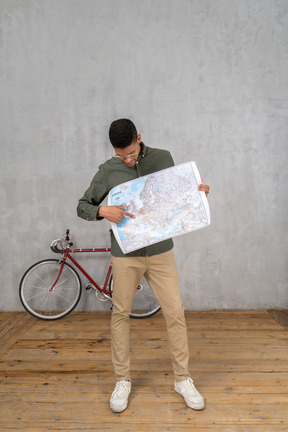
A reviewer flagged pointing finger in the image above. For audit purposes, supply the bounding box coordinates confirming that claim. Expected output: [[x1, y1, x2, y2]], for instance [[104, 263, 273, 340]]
[[122, 211, 136, 219]]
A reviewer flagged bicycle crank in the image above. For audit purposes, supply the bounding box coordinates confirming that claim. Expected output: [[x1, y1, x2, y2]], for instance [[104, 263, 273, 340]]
[[96, 288, 112, 302]]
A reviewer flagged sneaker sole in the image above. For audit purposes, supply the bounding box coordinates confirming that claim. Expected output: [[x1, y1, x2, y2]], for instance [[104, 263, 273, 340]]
[[110, 401, 128, 413], [186, 401, 205, 410], [174, 388, 205, 410]]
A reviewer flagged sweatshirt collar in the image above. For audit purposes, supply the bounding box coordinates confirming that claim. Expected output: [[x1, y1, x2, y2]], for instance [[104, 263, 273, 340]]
[[139, 142, 148, 159]]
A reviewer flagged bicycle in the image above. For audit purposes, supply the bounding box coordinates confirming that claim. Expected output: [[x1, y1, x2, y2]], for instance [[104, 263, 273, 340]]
[[19, 229, 161, 321]]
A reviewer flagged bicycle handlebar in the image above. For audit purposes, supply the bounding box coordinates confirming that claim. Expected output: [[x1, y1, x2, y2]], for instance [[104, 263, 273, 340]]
[[50, 229, 73, 254]]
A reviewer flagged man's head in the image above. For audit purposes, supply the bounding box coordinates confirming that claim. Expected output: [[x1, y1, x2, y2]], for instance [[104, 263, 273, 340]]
[[109, 118, 142, 168], [109, 118, 138, 149]]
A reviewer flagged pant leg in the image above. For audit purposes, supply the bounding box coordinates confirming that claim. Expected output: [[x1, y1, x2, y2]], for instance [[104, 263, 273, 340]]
[[145, 250, 190, 381], [110, 256, 146, 381]]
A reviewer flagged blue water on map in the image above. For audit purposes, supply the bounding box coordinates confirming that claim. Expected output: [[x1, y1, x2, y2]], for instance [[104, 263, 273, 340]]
[[111, 177, 148, 245]]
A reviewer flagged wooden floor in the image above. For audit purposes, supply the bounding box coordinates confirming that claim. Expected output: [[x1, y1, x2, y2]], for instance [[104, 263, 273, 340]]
[[0, 311, 288, 431]]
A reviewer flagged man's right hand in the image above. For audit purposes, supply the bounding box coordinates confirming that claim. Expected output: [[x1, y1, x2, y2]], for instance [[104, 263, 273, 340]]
[[98, 204, 135, 224]]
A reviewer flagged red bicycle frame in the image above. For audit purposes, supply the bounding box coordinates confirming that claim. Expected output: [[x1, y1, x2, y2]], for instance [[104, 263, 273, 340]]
[[50, 246, 113, 294]]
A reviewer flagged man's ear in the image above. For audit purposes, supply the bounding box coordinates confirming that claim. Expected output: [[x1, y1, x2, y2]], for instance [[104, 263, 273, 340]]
[[137, 134, 142, 143]]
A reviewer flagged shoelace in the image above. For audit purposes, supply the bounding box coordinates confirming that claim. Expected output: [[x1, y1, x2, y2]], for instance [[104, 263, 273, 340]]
[[182, 377, 198, 394], [112, 381, 130, 397]]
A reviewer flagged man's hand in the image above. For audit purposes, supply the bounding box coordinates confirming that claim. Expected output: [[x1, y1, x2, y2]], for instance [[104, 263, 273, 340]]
[[98, 204, 135, 224], [198, 179, 210, 196]]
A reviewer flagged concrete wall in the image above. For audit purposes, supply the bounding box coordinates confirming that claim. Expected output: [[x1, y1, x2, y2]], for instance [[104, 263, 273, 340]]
[[1, 0, 287, 311]]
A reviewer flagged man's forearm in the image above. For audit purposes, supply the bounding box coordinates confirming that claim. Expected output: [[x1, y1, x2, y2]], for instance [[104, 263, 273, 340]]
[[77, 199, 101, 221]]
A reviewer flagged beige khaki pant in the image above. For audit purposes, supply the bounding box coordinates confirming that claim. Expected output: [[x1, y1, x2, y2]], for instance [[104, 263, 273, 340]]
[[111, 250, 190, 382]]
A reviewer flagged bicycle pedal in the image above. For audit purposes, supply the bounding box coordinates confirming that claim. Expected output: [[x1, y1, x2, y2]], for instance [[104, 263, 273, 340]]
[[86, 284, 92, 291]]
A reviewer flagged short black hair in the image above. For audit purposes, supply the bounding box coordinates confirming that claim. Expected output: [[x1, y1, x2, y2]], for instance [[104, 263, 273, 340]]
[[109, 118, 137, 149]]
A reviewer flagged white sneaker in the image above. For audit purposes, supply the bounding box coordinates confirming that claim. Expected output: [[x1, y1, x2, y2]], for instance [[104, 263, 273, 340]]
[[110, 380, 131, 413], [174, 377, 205, 410]]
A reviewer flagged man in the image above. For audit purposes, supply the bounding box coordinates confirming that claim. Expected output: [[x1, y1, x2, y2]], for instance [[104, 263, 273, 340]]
[[77, 119, 210, 413]]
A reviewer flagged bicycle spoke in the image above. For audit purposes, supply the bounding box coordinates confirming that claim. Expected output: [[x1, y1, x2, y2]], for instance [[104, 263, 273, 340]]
[[53, 290, 74, 304], [25, 291, 48, 301], [33, 271, 51, 288], [53, 286, 79, 291], [54, 273, 75, 288], [37, 292, 50, 313], [25, 285, 47, 291]]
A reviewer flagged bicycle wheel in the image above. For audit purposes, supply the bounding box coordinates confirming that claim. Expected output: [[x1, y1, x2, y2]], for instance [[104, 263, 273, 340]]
[[108, 275, 161, 318], [19, 259, 82, 320]]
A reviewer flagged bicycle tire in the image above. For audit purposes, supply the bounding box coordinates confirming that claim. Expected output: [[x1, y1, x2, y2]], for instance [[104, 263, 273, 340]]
[[108, 275, 161, 318], [19, 259, 82, 320]]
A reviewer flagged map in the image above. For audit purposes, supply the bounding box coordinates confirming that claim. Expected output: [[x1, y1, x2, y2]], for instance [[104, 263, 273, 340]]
[[108, 162, 210, 254]]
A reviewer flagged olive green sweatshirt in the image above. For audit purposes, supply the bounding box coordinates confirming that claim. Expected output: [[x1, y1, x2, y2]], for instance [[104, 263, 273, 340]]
[[77, 143, 174, 257]]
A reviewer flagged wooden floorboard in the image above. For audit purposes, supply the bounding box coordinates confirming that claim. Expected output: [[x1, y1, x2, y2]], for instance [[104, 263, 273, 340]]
[[0, 311, 287, 431], [268, 310, 288, 329]]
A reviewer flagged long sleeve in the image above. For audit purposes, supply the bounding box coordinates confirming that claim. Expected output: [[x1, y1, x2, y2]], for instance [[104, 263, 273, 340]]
[[77, 167, 109, 221]]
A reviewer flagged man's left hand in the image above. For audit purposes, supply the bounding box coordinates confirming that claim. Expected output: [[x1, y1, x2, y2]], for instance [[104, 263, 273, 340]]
[[198, 183, 210, 196]]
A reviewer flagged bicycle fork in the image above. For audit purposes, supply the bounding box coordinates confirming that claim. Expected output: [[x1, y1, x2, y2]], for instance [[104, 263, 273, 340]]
[[48, 257, 67, 291]]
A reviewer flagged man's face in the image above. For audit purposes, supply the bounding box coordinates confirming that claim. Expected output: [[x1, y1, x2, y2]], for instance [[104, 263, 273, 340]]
[[113, 134, 142, 168]]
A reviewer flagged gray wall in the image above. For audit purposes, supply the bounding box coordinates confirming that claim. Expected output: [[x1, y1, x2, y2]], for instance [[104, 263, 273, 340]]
[[1, 0, 287, 311]]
